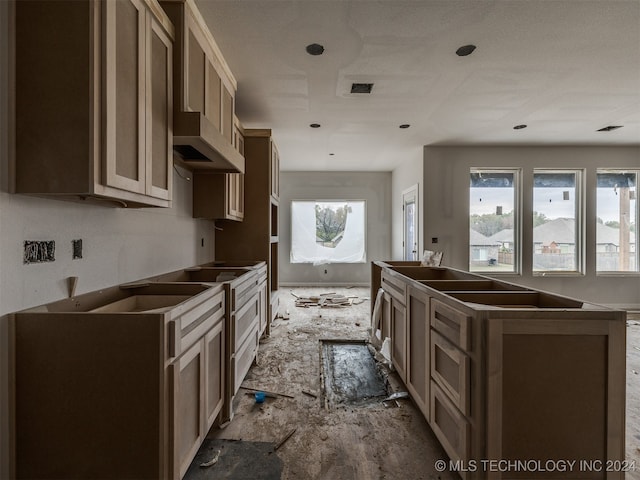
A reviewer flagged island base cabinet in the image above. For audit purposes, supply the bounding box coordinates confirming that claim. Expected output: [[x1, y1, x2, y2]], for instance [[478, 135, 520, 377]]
[[486, 318, 626, 480], [390, 296, 407, 383], [430, 380, 470, 478], [406, 286, 430, 420]]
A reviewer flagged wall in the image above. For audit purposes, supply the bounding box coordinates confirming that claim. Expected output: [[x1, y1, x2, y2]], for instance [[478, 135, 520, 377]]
[[423, 145, 640, 307], [279, 171, 391, 286], [391, 153, 423, 260], [0, 4, 215, 476]]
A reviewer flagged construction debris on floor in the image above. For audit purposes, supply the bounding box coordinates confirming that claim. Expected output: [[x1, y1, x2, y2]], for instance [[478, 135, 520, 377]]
[[291, 291, 365, 308]]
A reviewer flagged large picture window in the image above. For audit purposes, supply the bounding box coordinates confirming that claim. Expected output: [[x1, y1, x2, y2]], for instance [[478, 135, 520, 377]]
[[291, 200, 366, 264], [469, 169, 519, 273], [532, 170, 582, 273], [596, 170, 637, 272]]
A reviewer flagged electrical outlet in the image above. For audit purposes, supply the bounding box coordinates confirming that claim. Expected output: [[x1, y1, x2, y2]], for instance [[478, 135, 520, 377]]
[[24, 240, 55, 264], [324, 269, 328, 274], [72, 239, 83, 259]]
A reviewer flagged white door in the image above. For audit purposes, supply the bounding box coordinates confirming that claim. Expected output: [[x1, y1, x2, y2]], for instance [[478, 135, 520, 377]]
[[403, 185, 419, 261]]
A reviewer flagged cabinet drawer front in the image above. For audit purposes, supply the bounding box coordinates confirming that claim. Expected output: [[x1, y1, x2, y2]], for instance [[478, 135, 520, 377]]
[[381, 270, 406, 305], [231, 329, 259, 394], [431, 330, 470, 415], [231, 273, 259, 311], [430, 380, 470, 465], [233, 292, 260, 348], [431, 299, 471, 351], [168, 290, 225, 358]]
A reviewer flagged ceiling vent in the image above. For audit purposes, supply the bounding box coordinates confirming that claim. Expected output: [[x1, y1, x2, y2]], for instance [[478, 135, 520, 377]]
[[351, 83, 374, 94], [597, 125, 623, 132]]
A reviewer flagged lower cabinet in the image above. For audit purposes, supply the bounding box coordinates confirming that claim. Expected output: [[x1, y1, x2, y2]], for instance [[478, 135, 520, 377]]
[[406, 285, 430, 420], [374, 261, 626, 480], [390, 295, 407, 383], [171, 340, 206, 479], [10, 282, 226, 480], [430, 380, 470, 467], [170, 318, 225, 480]]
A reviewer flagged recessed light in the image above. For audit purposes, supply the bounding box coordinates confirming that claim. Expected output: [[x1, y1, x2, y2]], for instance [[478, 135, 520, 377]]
[[597, 125, 623, 132], [399, 124, 410, 129], [306, 43, 324, 56], [456, 44, 476, 57], [329, 153, 335, 156], [310, 123, 321, 128], [513, 124, 527, 130]]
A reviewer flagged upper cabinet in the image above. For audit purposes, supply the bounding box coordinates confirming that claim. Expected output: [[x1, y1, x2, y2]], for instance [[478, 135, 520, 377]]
[[193, 116, 244, 221], [11, 0, 174, 208], [160, 0, 244, 173]]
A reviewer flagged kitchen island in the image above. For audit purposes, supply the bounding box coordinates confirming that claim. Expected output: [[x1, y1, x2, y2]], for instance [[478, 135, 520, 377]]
[[372, 261, 626, 480]]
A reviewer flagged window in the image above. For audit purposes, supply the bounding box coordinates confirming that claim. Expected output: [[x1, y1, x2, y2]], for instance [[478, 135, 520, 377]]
[[532, 170, 582, 273], [596, 170, 638, 272], [290, 200, 366, 264], [469, 169, 519, 273]]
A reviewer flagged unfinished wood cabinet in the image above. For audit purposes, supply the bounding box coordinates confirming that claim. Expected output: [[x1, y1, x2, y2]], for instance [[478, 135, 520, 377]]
[[171, 339, 205, 479], [159, 0, 243, 172], [390, 295, 407, 383], [192, 116, 244, 220], [193, 171, 244, 221], [372, 261, 627, 480], [215, 129, 280, 331], [270, 141, 280, 200], [406, 285, 430, 420], [10, 282, 225, 480], [12, 0, 173, 208]]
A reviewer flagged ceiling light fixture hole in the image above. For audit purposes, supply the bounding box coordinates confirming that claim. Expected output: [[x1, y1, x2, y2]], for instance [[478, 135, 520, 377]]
[[306, 43, 325, 56], [456, 44, 476, 57], [399, 124, 410, 129], [310, 123, 321, 128], [513, 124, 527, 130], [597, 125, 623, 132]]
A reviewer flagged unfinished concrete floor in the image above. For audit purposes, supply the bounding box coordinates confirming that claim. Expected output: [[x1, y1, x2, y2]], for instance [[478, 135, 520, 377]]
[[198, 286, 457, 480], [189, 287, 640, 480]]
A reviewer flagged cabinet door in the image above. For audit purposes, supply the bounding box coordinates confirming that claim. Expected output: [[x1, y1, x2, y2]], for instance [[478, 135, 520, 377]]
[[104, 0, 146, 194], [258, 279, 268, 336], [205, 60, 222, 131], [170, 340, 205, 479], [407, 286, 430, 420], [270, 140, 279, 199], [391, 298, 407, 382], [226, 173, 244, 220], [146, 14, 172, 200], [221, 85, 234, 143], [204, 322, 225, 431]]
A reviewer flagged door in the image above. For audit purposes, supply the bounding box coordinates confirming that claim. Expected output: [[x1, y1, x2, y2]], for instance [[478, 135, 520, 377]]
[[403, 185, 419, 261]]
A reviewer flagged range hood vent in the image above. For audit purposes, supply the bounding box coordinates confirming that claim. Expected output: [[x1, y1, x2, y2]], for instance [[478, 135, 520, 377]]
[[172, 111, 245, 174]]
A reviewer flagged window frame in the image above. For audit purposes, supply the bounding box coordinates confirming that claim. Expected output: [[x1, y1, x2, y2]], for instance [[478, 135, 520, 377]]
[[596, 169, 639, 276], [290, 199, 367, 265], [531, 168, 584, 276], [468, 168, 522, 275]]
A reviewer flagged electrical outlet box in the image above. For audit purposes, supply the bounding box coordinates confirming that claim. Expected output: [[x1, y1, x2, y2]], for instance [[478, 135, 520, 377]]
[[72, 239, 83, 259], [24, 240, 55, 264]]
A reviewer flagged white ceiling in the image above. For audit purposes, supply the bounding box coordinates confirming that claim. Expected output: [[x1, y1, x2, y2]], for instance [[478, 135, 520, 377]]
[[195, 0, 640, 172]]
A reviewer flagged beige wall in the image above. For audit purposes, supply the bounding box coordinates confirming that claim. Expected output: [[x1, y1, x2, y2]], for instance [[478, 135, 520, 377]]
[[391, 152, 423, 260], [279, 171, 392, 286], [0, 4, 216, 475], [422, 145, 640, 307]]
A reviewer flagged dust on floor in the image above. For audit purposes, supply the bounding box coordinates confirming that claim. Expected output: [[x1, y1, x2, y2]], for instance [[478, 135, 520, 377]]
[[194, 286, 457, 480]]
